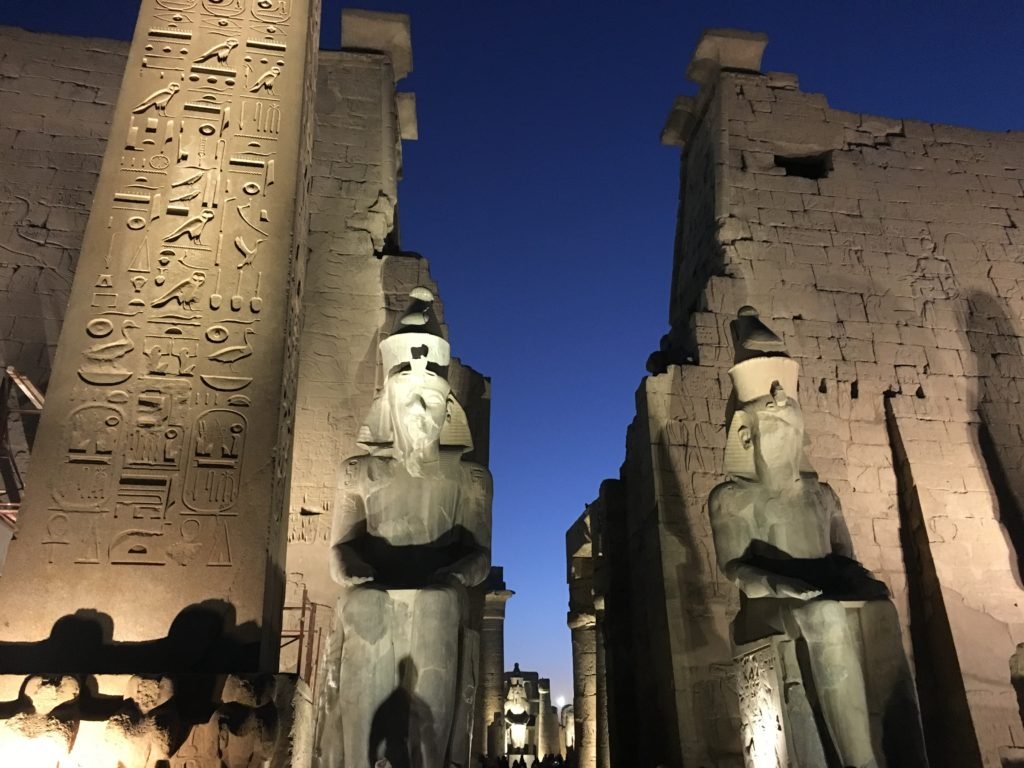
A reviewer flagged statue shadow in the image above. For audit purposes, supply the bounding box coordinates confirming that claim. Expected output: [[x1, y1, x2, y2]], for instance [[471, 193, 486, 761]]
[[965, 290, 1024, 587], [0, 599, 260, 674], [369, 656, 436, 768]]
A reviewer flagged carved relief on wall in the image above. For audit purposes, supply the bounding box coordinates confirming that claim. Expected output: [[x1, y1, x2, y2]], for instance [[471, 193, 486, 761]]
[[736, 644, 787, 768]]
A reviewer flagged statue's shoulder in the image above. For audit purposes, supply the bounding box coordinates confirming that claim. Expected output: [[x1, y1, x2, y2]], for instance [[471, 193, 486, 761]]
[[799, 473, 837, 498], [810, 478, 844, 511], [339, 453, 385, 489], [460, 460, 493, 490], [708, 479, 745, 515]]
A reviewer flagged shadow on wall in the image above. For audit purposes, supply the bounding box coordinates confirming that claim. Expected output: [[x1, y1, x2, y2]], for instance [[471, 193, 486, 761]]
[[966, 291, 1024, 587], [0, 599, 260, 674], [654, 433, 736, 763], [886, 395, 984, 768]]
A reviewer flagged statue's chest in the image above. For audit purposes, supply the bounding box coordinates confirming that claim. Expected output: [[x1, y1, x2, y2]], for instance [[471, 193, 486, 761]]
[[364, 472, 460, 544], [748, 488, 831, 557]]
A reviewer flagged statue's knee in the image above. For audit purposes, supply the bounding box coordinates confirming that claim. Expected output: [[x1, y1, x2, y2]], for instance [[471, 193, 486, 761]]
[[341, 587, 392, 644], [413, 587, 463, 641], [416, 585, 459, 616], [796, 600, 849, 640]]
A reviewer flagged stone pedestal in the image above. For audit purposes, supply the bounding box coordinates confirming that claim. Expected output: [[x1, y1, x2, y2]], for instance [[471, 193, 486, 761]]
[[0, 0, 320, 673], [735, 634, 823, 768]]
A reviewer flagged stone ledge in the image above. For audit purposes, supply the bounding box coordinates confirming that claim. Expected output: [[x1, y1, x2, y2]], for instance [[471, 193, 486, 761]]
[[661, 95, 697, 147], [340, 9, 413, 81], [687, 28, 768, 87]]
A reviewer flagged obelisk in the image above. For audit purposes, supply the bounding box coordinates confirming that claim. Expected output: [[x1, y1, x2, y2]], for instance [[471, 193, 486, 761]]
[[0, 0, 319, 673]]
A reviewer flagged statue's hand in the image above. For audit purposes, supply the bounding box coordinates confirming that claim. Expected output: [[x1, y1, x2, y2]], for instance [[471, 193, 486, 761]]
[[343, 573, 375, 587], [337, 559, 376, 587], [331, 542, 376, 587], [434, 566, 468, 587], [770, 575, 822, 601]]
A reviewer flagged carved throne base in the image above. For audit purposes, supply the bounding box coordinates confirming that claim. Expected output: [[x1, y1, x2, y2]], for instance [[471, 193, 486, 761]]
[[733, 600, 928, 768]]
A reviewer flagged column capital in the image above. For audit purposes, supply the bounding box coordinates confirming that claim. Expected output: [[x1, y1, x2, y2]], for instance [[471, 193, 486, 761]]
[[484, 588, 514, 603], [567, 610, 597, 631]]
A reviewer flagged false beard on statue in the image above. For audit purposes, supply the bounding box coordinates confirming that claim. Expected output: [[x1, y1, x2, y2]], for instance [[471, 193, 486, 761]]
[[392, 400, 445, 478]]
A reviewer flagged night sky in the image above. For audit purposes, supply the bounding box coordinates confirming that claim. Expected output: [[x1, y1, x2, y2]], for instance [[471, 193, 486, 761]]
[[3, 0, 1023, 702]]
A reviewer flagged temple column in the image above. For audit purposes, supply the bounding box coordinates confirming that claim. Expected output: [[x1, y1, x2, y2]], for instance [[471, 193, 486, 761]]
[[569, 610, 598, 768], [537, 677, 553, 758], [477, 567, 513, 759], [594, 597, 611, 768]]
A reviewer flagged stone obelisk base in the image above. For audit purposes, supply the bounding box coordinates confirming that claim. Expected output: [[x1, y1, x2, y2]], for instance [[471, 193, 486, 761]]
[[0, 673, 312, 766]]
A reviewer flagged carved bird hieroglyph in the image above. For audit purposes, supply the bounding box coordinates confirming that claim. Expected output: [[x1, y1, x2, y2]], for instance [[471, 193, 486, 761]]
[[163, 209, 215, 245], [234, 236, 262, 269], [248, 66, 281, 93], [151, 271, 206, 310], [132, 82, 180, 116], [85, 320, 139, 362], [194, 39, 238, 64], [208, 327, 254, 364]]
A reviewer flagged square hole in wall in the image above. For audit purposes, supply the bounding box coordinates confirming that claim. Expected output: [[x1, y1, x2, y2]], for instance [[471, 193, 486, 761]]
[[774, 151, 833, 180]]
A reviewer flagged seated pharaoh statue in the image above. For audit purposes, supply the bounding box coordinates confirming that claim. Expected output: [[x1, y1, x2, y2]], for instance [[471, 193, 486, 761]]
[[709, 307, 926, 768], [314, 288, 493, 768]]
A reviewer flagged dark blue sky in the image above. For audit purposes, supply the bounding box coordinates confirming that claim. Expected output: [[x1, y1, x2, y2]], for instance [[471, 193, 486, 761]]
[[4, 0, 1023, 701]]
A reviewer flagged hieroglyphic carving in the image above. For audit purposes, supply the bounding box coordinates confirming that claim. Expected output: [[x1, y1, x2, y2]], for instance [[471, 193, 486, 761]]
[[0, 0, 318, 678], [736, 644, 787, 768], [0, 0, 310, 640], [250, 0, 291, 24], [184, 409, 246, 513]]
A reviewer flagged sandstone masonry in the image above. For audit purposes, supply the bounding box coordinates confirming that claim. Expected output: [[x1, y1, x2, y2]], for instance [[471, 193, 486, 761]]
[[571, 29, 1024, 768]]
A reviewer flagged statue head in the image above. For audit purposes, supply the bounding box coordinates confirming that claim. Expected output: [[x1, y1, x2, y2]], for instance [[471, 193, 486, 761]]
[[505, 676, 528, 714], [357, 288, 474, 468], [737, 382, 804, 487], [724, 307, 807, 488]]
